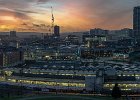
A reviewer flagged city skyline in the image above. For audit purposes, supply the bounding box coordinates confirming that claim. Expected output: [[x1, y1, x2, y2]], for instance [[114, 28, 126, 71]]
[[0, 1, 140, 98], [0, 0, 140, 32]]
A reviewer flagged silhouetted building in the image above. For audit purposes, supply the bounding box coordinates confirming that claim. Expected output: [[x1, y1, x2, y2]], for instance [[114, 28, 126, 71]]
[[117, 38, 135, 46], [54, 25, 60, 37], [10, 31, 16, 37], [108, 28, 133, 41], [90, 28, 108, 35], [65, 35, 79, 45], [0, 47, 24, 67], [81, 48, 114, 58], [133, 6, 140, 40], [82, 34, 107, 48]]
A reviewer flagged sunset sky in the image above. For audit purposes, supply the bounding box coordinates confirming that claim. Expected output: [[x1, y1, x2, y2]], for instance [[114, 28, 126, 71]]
[[0, 0, 140, 32]]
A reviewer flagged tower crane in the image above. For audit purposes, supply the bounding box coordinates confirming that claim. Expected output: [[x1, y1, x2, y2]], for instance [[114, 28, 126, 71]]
[[51, 6, 54, 35]]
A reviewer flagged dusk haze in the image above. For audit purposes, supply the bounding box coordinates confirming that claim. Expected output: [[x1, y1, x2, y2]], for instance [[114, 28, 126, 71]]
[[0, 0, 140, 100], [0, 0, 139, 32]]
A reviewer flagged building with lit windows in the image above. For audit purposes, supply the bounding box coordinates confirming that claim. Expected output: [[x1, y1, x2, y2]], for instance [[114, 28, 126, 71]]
[[103, 69, 140, 93], [65, 35, 79, 45], [82, 34, 107, 48], [0, 66, 96, 91], [0, 46, 24, 67], [24, 45, 79, 61], [80, 48, 114, 58], [0, 61, 140, 94]]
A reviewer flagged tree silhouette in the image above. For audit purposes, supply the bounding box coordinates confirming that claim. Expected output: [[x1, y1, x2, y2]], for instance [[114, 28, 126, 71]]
[[111, 83, 121, 99]]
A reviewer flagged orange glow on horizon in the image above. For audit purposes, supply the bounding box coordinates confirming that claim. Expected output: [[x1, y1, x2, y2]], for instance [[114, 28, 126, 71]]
[[0, 0, 135, 32]]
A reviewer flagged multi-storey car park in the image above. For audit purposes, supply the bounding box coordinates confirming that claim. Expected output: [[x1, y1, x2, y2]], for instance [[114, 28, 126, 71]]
[[0, 61, 140, 94]]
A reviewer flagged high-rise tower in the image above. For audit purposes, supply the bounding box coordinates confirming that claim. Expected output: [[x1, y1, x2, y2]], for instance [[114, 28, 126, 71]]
[[54, 25, 60, 37], [133, 6, 140, 40]]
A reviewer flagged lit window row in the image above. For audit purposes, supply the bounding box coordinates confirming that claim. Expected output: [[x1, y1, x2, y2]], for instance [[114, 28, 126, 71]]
[[7, 79, 85, 87]]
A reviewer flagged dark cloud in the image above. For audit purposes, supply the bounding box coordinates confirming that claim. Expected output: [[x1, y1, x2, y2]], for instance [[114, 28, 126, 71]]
[[0, 0, 140, 31], [64, 0, 140, 29], [32, 23, 40, 27], [14, 12, 31, 20], [0, 8, 31, 20], [32, 23, 50, 28], [21, 23, 28, 26], [15, 9, 39, 14], [40, 24, 48, 27], [38, 0, 50, 3], [0, 0, 30, 9]]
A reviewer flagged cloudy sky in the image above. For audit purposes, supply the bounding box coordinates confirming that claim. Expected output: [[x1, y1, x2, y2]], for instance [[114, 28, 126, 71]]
[[0, 0, 140, 32]]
